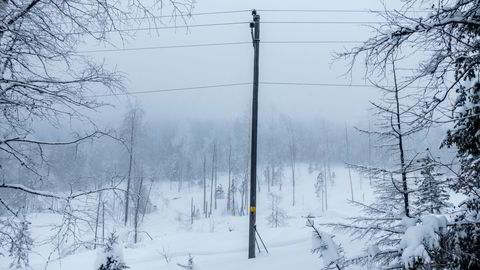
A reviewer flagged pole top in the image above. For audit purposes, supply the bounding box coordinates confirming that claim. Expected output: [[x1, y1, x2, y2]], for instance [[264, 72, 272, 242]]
[[252, 9, 257, 16]]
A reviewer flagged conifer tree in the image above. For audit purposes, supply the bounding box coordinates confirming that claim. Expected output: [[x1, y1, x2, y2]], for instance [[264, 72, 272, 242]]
[[266, 193, 287, 228], [414, 155, 450, 215], [442, 81, 480, 269], [96, 233, 128, 270]]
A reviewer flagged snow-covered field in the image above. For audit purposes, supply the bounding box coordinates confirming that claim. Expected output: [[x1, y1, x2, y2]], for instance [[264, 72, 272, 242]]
[[22, 165, 373, 270]]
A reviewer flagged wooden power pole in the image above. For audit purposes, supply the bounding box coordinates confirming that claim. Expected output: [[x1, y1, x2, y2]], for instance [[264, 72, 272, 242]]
[[248, 9, 260, 259]]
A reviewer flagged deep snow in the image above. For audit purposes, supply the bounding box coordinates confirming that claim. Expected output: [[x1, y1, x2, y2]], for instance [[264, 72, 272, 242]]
[[10, 165, 375, 270]]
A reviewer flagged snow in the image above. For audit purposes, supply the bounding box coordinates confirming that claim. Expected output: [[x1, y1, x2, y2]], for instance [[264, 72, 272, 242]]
[[311, 230, 340, 267], [399, 215, 448, 268], [6, 165, 375, 270], [94, 241, 125, 270]]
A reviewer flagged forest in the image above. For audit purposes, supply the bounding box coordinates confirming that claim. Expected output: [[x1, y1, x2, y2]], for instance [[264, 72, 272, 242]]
[[1, 0, 480, 269]]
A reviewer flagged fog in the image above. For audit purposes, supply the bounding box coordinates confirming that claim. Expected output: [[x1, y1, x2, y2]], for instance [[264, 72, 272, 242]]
[[79, 0, 404, 126]]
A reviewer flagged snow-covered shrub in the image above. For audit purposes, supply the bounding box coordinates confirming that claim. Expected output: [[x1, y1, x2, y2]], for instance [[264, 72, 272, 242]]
[[215, 185, 225, 199], [8, 219, 33, 269], [307, 219, 343, 269], [314, 171, 325, 198], [177, 254, 195, 270], [444, 196, 480, 270], [266, 193, 287, 228], [399, 215, 448, 269], [95, 232, 128, 270]]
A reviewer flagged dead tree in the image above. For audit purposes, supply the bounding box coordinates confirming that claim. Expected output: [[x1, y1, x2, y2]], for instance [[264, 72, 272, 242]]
[[203, 155, 207, 218], [284, 117, 297, 206], [209, 143, 216, 216], [345, 124, 354, 201], [227, 144, 232, 212], [133, 175, 144, 244], [124, 107, 137, 226]]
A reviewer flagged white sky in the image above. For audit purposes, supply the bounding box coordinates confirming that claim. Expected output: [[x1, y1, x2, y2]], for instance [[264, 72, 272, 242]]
[[81, 0, 409, 126]]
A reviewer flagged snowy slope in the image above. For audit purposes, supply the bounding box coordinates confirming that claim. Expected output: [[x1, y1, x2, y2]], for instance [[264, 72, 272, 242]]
[[22, 165, 372, 270]]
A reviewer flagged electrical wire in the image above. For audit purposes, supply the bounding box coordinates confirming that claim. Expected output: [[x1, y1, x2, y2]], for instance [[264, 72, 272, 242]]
[[260, 82, 430, 89], [77, 42, 252, 53], [90, 82, 252, 97], [262, 40, 363, 44], [72, 22, 250, 35], [72, 20, 384, 35], [262, 21, 383, 25], [77, 40, 364, 53], [90, 81, 432, 98], [257, 9, 431, 14], [125, 10, 252, 21], [118, 9, 430, 22]]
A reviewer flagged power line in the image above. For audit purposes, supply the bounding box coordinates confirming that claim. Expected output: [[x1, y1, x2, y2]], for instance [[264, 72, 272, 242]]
[[257, 9, 430, 13], [262, 40, 363, 44], [77, 40, 364, 53], [90, 82, 252, 97], [73, 22, 250, 35], [90, 81, 433, 98], [260, 81, 431, 89], [77, 42, 251, 53], [262, 21, 383, 25], [107, 9, 429, 22], [124, 10, 252, 21], [74, 20, 384, 35]]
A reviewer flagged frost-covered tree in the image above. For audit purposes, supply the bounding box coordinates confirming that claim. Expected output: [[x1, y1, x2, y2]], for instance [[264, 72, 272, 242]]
[[307, 219, 343, 270], [215, 184, 225, 200], [442, 81, 480, 269], [96, 233, 128, 270], [337, 0, 480, 268], [0, 0, 192, 264], [315, 171, 326, 212], [266, 193, 287, 228], [8, 219, 33, 269], [327, 61, 426, 268], [414, 155, 450, 215]]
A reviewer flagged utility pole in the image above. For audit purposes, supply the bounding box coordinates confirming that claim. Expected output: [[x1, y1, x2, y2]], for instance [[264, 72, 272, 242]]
[[248, 9, 260, 259]]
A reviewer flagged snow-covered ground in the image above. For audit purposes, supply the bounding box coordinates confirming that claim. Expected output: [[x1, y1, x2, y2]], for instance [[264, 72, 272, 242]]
[[22, 165, 374, 270]]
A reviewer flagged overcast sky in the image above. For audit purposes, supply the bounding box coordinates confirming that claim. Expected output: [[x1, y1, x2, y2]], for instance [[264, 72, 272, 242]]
[[80, 0, 409, 127]]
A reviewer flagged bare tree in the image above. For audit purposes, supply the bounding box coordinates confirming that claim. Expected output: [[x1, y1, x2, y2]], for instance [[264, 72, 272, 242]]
[[202, 155, 207, 218], [0, 0, 193, 266], [227, 144, 232, 212], [124, 106, 138, 226], [284, 117, 297, 206], [345, 124, 354, 201], [133, 174, 144, 244], [326, 61, 425, 268], [209, 143, 216, 217]]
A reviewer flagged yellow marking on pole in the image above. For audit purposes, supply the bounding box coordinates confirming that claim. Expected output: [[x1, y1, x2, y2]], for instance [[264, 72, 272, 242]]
[[250, 206, 256, 213]]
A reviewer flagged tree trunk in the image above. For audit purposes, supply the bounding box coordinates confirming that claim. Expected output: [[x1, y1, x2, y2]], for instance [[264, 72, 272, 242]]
[[209, 143, 215, 216], [134, 175, 144, 244], [345, 124, 354, 201], [102, 201, 105, 243], [392, 61, 410, 217], [227, 145, 232, 212], [94, 191, 102, 249], [324, 161, 328, 211], [203, 155, 207, 218], [124, 109, 136, 226]]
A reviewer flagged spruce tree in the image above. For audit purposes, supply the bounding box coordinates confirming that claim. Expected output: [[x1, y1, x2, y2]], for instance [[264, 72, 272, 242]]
[[414, 155, 450, 215], [442, 81, 480, 269], [96, 233, 128, 270]]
